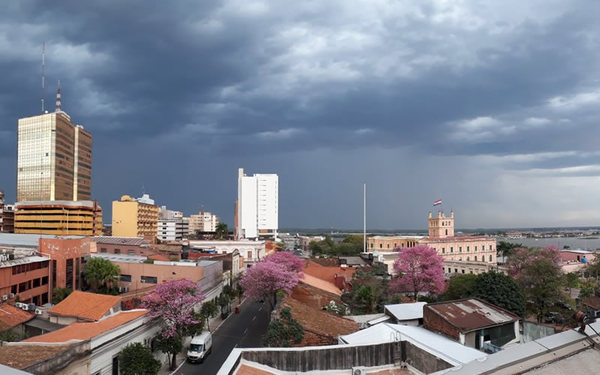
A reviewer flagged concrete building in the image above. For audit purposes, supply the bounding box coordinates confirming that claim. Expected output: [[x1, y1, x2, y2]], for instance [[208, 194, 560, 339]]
[[17, 110, 92, 202], [235, 168, 278, 239], [91, 236, 154, 256], [91, 253, 223, 297], [0, 191, 15, 233], [368, 211, 497, 275], [423, 298, 520, 351], [112, 194, 159, 241], [188, 239, 266, 268], [14, 200, 102, 236], [157, 219, 189, 242], [39, 237, 91, 301], [189, 210, 220, 233], [0, 248, 50, 306]]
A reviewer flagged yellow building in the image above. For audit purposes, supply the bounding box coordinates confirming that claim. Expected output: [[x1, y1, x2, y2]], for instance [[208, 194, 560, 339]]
[[17, 111, 92, 202], [112, 195, 159, 241], [14, 201, 102, 236]]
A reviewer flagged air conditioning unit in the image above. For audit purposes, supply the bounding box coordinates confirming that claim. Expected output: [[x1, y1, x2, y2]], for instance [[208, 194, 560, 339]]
[[35, 309, 43, 315], [15, 302, 24, 309], [8, 293, 14, 298], [2, 295, 7, 301], [352, 368, 366, 375], [20, 304, 28, 311]]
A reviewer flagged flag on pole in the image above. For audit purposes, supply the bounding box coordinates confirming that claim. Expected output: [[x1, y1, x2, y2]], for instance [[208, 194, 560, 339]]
[[433, 199, 443, 206]]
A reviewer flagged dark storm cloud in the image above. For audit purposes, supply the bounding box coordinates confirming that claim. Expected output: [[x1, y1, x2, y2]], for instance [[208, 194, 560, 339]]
[[2, 1, 600, 228]]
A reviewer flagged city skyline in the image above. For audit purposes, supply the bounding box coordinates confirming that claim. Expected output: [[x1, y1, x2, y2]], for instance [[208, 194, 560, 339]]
[[2, 1, 600, 229]]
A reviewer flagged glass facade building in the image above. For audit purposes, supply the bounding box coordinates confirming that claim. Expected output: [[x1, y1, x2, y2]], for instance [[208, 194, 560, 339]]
[[17, 112, 92, 202]]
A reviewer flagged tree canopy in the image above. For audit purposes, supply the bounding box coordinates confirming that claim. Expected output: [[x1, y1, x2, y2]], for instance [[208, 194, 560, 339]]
[[441, 274, 478, 301], [119, 342, 161, 375], [142, 279, 205, 370], [309, 235, 364, 256], [84, 257, 119, 294], [471, 271, 525, 317], [262, 307, 304, 347], [390, 245, 445, 300]]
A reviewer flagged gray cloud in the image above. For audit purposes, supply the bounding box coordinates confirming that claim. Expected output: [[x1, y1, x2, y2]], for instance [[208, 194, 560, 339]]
[[1, 1, 600, 229]]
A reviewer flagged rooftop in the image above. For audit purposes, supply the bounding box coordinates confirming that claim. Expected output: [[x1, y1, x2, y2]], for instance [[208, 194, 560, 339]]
[[49, 291, 121, 321], [425, 298, 519, 333], [303, 259, 355, 284], [92, 236, 150, 247], [0, 304, 34, 330], [24, 310, 147, 343], [91, 253, 147, 263], [281, 296, 358, 346], [300, 274, 342, 296], [582, 296, 600, 310], [0, 344, 72, 371], [0, 255, 49, 270], [385, 302, 427, 321], [0, 233, 83, 248], [339, 323, 487, 366]]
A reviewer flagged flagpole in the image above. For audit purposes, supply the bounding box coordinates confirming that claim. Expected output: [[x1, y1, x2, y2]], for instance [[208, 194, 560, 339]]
[[363, 183, 366, 253]]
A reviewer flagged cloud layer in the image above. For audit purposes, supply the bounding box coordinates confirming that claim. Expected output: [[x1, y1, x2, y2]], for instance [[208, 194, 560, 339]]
[[1, 0, 600, 229]]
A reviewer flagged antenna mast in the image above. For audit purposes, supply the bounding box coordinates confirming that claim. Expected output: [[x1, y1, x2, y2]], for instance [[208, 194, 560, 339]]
[[41, 42, 46, 113], [55, 80, 61, 112]]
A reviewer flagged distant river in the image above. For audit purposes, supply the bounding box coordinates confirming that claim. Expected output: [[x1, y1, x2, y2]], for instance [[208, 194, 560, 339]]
[[501, 237, 600, 250]]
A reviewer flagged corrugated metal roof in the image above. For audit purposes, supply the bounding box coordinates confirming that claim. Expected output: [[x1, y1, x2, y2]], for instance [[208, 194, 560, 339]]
[[0, 256, 49, 269], [426, 298, 518, 332], [385, 302, 427, 321], [92, 236, 150, 247], [0, 233, 83, 248]]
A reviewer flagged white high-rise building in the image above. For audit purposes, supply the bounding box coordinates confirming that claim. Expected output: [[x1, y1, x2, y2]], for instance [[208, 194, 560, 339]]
[[236, 168, 278, 239]]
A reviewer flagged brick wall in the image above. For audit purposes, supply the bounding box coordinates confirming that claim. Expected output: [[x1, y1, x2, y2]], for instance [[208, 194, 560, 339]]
[[423, 306, 460, 341]]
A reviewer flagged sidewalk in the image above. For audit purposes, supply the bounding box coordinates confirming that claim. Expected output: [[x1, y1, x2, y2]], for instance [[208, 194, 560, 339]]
[[158, 302, 242, 375]]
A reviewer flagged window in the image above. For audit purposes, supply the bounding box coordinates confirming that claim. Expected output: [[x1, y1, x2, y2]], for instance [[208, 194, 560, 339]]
[[489, 255, 493, 262], [128, 249, 135, 255], [52, 260, 56, 288], [120, 274, 132, 282], [65, 259, 73, 289], [114, 248, 121, 254], [474, 246, 478, 251], [100, 247, 107, 253], [442, 248, 445, 254], [459, 247, 462, 253], [467, 246, 470, 252], [33, 278, 40, 288], [247, 251, 252, 259], [466, 256, 470, 261], [448, 268, 451, 273], [462, 270, 465, 274], [474, 256, 477, 261], [141, 276, 158, 284], [454, 268, 458, 273], [489, 245, 493, 250], [41, 276, 48, 285], [379, 244, 382, 249], [450, 247, 454, 253]]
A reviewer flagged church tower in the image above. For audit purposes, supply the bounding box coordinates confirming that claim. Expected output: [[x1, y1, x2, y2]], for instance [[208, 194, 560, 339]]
[[428, 211, 454, 238]]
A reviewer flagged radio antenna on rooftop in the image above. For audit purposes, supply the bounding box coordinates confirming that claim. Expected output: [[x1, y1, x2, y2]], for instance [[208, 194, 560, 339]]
[[41, 42, 47, 113]]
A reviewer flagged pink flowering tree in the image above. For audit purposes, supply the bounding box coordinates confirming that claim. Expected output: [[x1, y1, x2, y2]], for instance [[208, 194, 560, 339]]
[[142, 279, 205, 370], [507, 245, 561, 278], [390, 245, 445, 300], [265, 251, 305, 274], [240, 259, 301, 310]]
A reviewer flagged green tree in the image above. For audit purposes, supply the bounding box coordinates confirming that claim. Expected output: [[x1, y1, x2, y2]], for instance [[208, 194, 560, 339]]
[[580, 279, 599, 298], [518, 258, 566, 322], [441, 274, 478, 301], [352, 284, 376, 314], [472, 271, 525, 317], [497, 241, 522, 257], [52, 287, 73, 304], [215, 223, 228, 240], [200, 301, 218, 330], [84, 257, 120, 294], [155, 335, 182, 369], [262, 307, 304, 347], [119, 342, 160, 375]]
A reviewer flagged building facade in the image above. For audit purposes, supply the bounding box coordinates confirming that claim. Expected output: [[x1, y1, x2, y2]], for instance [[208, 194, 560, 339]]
[[14, 200, 102, 236], [17, 111, 92, 202], [0, 191, 15, 233], [157, 219, 189, 242], [189, 211, 219, 233], [235, 168, 278, 239], [368, 211, 497, 275], [188, 239, 266, 268], [0, 249, 50, 306], [112, 195, 159, 241]]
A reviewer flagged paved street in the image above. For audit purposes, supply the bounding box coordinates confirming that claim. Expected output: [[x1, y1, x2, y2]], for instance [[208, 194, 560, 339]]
[[175, 298, 271, 375]]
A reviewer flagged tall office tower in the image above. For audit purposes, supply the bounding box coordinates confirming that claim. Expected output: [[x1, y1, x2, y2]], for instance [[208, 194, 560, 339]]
[[235, 168, 278, 239], [17, 91, 92, 202]]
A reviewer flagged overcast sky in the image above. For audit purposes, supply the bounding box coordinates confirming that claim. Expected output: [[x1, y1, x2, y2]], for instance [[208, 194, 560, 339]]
[[2, 1, 600, 230]]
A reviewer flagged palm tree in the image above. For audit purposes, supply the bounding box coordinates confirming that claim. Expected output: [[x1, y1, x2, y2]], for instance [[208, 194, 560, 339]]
[[216, 223, 229, 240]]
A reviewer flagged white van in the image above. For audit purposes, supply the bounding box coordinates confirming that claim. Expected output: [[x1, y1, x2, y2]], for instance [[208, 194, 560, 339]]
[[187, 331, 213, 363]]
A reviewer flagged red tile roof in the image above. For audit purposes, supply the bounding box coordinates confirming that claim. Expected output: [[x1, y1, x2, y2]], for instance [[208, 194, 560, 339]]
[[0, 304, 34, 330], [49, 291, 121, 321], [24, 310, 147, 343], [304, 260, 355, 284], [148, 254, 170, 261]]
